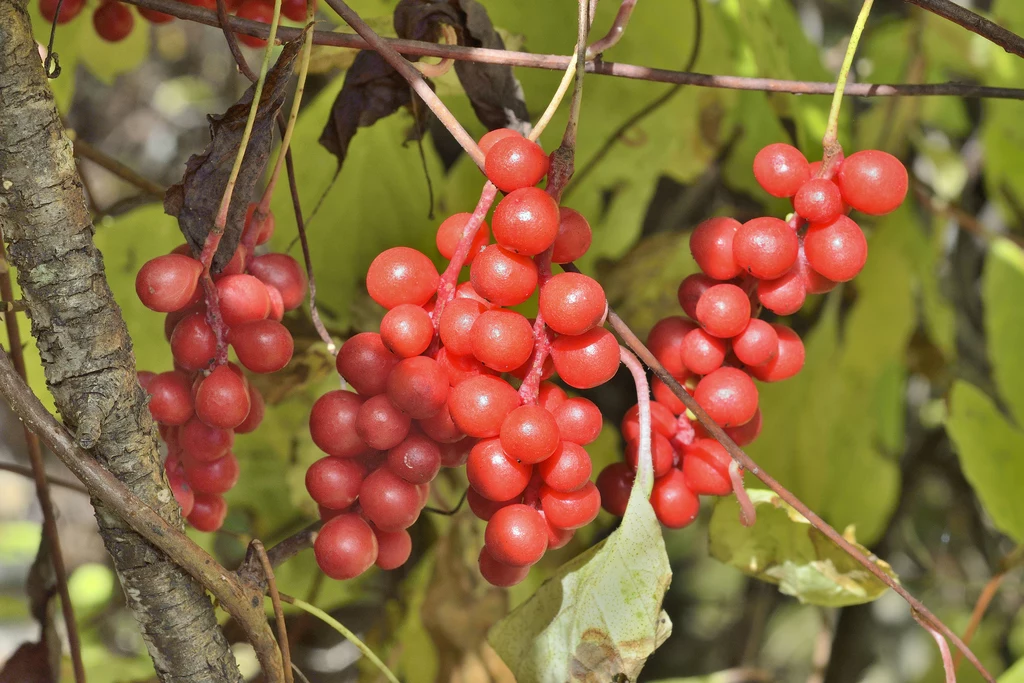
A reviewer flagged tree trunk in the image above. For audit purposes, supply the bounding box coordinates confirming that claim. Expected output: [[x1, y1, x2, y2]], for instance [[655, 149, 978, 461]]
[[0, 3, 243, 681]]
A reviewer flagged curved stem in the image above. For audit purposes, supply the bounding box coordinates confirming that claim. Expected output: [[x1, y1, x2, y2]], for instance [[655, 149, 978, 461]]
[[431, 182, 498, 325], [913, 610, 956, 683], [619, 346, 653, 495], [586, 0, 636, 57], [729, 460, 756, 527], [823, 0, 873, 155]]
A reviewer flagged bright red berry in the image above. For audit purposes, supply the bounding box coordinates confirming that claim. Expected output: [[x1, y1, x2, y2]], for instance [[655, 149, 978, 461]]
[[366, 247, 439, 310], [305, 457, 366, 510], [621, 402, 677, 442], [650, 470, 699, 529], [485, 137, 550, 193], [757, 268, 807, 316], [747, 325, 804, 382], [733, 217, 799, 280], [551, 208, 592, 264], [436, 213, 489, 264], [647, 316, 697, 378], [216, 274, 271, 326], [731, 319, 779, 367], [314, 514, 378, 580], [248, 253, 307, 311], [725, 408, 762, 447], [187, 493, 228, 532], [417, 401, 464, 444], [386, 356, 449, 419], [479, 128, 522, 156], [235, 0, 275, 48], [499, 405, 561, 465], [681, 439, 732, 496], [195, 366, 251, 430], [694, 367, 758, 427], [491, 187, 560, 255], [470, 309, 534, 372], [179, 416, 234, 462], [372, 526, 412, 570], [651, 377, 688, 415], [551, 397, 602, 446], [448, 375, 520, 438], [753, 143, 811, 198], [469, 245, 538, 307], [183, 451, 239, 495], [359, 467, 422, 531], [147, 371, 195, 425], [136, 254, 203, 313], [467, 488, 518, 521], [309, 390, 366, 458], [387, 432, 442, 485], [677, 273, 716, 321], [537, 441, 592, 492], [836, 150, 908, 215], [336, 333, 398, 396], [793, 178, 844, 223], [695, 284, 751, 338], [485, 504, 548, 566], [438, 298, 486, 357], [624, 433, 675, 478], [550, 328, 620, 390], [680, 327, 727, 376], [538, 273, 606, 336], [380, 304, 434, 358], [690, 217, 742, 280], [466, 438, 532, 501], [539, 482, 600, 530], [804, 215, 868, 282], [356, 394, 412, 450], [229, 320, 294, 374], [478, 546, 530, 587], [93, 1, 134, 42]]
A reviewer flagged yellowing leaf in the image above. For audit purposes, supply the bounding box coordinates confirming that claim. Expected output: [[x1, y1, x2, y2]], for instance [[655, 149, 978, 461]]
[[709, 490, 897, 607], [983, 238, 1024, 427]]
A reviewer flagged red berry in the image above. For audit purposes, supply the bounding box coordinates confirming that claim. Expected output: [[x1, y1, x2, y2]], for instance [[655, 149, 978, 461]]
[[597, 462, 634, 516], [491, 187, 560, 255], [804, 215, 867, 282], [478, 546, 529, 587], [438, 298, 486, 357], [356, 394, 412, 450], [216, 274, 271, 326], [539, 482, 600, 530], [93, 2, 134, 42], [677, 273, 716, 321], [467, 488, 518, 521], [366, 247, 439, 310], [469, 245, 538, 307], [485, 504, 548, 566], [693, 367, 758, 427], [550, 328, 620, 390], [235, 0, 275, 48], [836, 150, 908, 215], [280, 0, 315, 22], [266, 287, 285, 322], [166, 460, 195, 517], [624, 433, 675, 478], [681, 439, 732, 496], [680, 327, 727, 375], [690, 217, 742, 280], [386, 356, 449, 419], [387, 432, 442, 485], [248, 253, 307, 311], [479, 128, 522, 156], [359, 467, 422, 531], [147, 371, 195, 425], [539, 273, 606, 336], [757, 268, 807, 316], [551, 397, 602, 445], [379, 304, 433, 358], [306, 457, 366, 510], [244, 204, 276, 246], [469, 309, 534, 372], [748, 325, 804, 382], [753, 143, 811, 198], [467, 438, 532, 501], [695, 284, 751, 338], [621, 402, 677, 442], [724, 408, 762, 446], [183, 451, 239, 495], [485, 137, 550, 193], [651, 377, 687, 414], [551, 208, 592, 264], [448, 375, 520, 438], [234, 384, 265, 434], [179, 416, 234, 462], [229, 320, 294, 374], [650, 470, 699, 529], [647, 316, 697, 378], [417, 401, 464, 443], [336, 333, 398, 396], [314, 514, 378, 580], [309, 390, 366, 458], [216, 244, 247, 279], [543, 514, 575, 550], [40, 0, 84, 23], [436, 213, 489, 264], [731, 319, 779, 367], [499, 405, 560, 465], [435, 348, 493, 386], [187, 493, 228, 532], [195, 366, 251, 430], [797, 246, 837, 295], [793, 178, 844, 223], [537, 382, 568, 412], [136, 255, 203, 313], [372, 526, 412, 570], [537, 441, 592, 492], [733, 217, 799, 280]]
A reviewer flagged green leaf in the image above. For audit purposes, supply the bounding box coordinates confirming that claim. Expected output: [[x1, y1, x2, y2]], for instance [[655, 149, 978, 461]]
[[983, 238, 1024, 426], [489, 476, 671, 681], [1002, 658, 1024, 683], [946, 381, 1024, 543], [708, 489, 897, 607]]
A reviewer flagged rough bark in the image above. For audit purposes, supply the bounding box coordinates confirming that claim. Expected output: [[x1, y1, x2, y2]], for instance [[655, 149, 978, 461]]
[[0, 3, 242, 681]]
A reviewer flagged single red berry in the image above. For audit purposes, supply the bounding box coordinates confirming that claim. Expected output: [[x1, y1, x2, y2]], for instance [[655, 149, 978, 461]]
[[366, 247, 439, 310], [314, 514, 378, 580], [539, 482, 600, 530], [183, 451, 240, 495], [147, 371, 195, 425], [436, 213, 489, 263], [435, 348, 494, 387], [417, 401, 464, 444], [187, 494, 228, 532], [248, 253, 307, 311], [234, 384, 265, 434], [372, 526, 412, 570], [804, 215, 868, 282], [836, 150, 908, 215], [680, 327, 727, 376], [229, 320, 294, 374], [478, 546, 530, 587], [356, 394, 412, 450], [677, 273, 716, 321], [731, 319, 779, 367], [724, 408, 762, 447], [491, 187, 560, 255], [485, 137, 550, 193], [543, 513, 575, 550], [309, 390, 366, 458], [539, 273, 607, 336], [747, 325, 804, 382], [753, 143, 811, 197], [597, 462, 633, 516], [651, 377, 688, 415], [244, 204, 276, 245], [681, 439, 732, 496], [266, 287, 285, 322], [469, 309, 534, 372], [467, 438, 532, 501], [647, 316, 697, 378], [235, 0, 275, 48], [136, 254, 203, 313], [448, 375, 520, 438], [551, 207, 592, 264], [280, 0, 315, 22], [499, 405, 560, 465], [195, 366, 251, 430], [690, 217, 743, 280], [379, 304, 433, 358], [216, 274, 271, 326], [694, 367, 758, 427], [793, 178, 844, 223], [485, 504, 548, 566], [386, 356, 449, 419], [621, 402, 677, 442], [467, 488, 518, 521], [624, 433, 675, 478], [537, 441, 592, 492], [336, 333, 398, 396], [550, 328, 620, 390], [40, 0, 84, 23], [757, 268, 807, 316], [179, 416, 234, 462], [359, 467, 422, 531], [695, 284, 751, 338], [439, 298, 486, 357], [469, 245, 538, 307], [387, 432, 442, 485], [93, 1, 134, 41], [733, 217, 799, 280], [306, 457, 366, 510], [479, 128, 522, 156], [797, 245, 837, 295], [552, 397, 602, 445], [215, 244, 247, 279], [650, 470, 699, 529], [538, 382, 568, 412]]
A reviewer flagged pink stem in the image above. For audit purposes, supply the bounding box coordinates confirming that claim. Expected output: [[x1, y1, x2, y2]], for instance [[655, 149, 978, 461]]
[[729, 460, 756, 527], [432, 182, 498, 327], [619, 346, 654, 494], [913, 611, 957, 683], [200, 273, 230, 366], [518, 249, 555, 404]]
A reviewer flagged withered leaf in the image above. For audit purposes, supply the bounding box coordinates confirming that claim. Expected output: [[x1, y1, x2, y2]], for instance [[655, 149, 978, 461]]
[[0, 534, 60, 683], [0, 642, 54, 683], [164, 37, 303, 271]]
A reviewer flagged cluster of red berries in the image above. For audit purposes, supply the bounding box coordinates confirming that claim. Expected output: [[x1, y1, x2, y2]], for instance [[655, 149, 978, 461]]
[[38, 0, 314, 45], [307, 129, 618, 587], [136, 205, 305, 532], [597, 144, 909, 528]]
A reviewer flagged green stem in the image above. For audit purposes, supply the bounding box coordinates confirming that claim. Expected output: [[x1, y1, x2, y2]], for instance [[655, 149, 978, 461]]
[[824, 0, 874, 146], [281, 595, 401, 683]]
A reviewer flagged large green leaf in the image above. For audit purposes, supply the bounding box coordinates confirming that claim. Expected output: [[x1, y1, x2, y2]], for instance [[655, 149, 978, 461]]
[[983, 238, 1024, 426], [489, 467, 671, 681], [709, 490, 897, 607], [1002, 658, 1024, 683], [946, 381, 1024, 543]]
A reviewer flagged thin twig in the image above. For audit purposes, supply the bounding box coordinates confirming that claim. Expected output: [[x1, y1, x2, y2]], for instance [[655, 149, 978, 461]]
[[953, 545, 1024, 671], [111, 0, 1024, 100], [587, 0, 636, 56], [422, 487, 469, 516], [265, 521, 321, 569], [559, 262, 995, 683], [216, 0, 257, 81], [252, 540, 294, 683], [820, 0, 873, 169], [904, 0, 1024, 58], [913, 610, 957, 683], [71, 138, 166, 198], [0, 461, 89, 494], [0, 241, 86, 683], [729, 460, 756, 527], [321, 0, 485, 169]]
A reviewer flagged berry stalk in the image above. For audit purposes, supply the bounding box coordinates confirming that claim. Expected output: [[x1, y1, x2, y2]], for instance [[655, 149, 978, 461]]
[[619, 346, 653, 495], [822, 0, 874, 159], [431, 181, 498, 324]]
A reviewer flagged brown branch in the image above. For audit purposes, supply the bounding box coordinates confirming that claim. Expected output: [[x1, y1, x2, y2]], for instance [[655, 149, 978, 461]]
[[0, 241, 85, 683], [112, 0, 1024, 100], [587, 0, 636, 56], [0, 349, 286, 683], [252, 540, 294, 683], [71, 137, 166, 198], [265, 521, 321, 569], [905, 0, 1024, 58], [953, 545, 1024, 671], [559, 265, 995, 683], [0, 461, 88, 494]]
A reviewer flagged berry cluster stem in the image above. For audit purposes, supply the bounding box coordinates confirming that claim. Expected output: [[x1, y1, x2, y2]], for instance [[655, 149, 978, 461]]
[[619, 346, 654, 496], [517, 249, 555, 404], [821, 0, 873, 167]]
